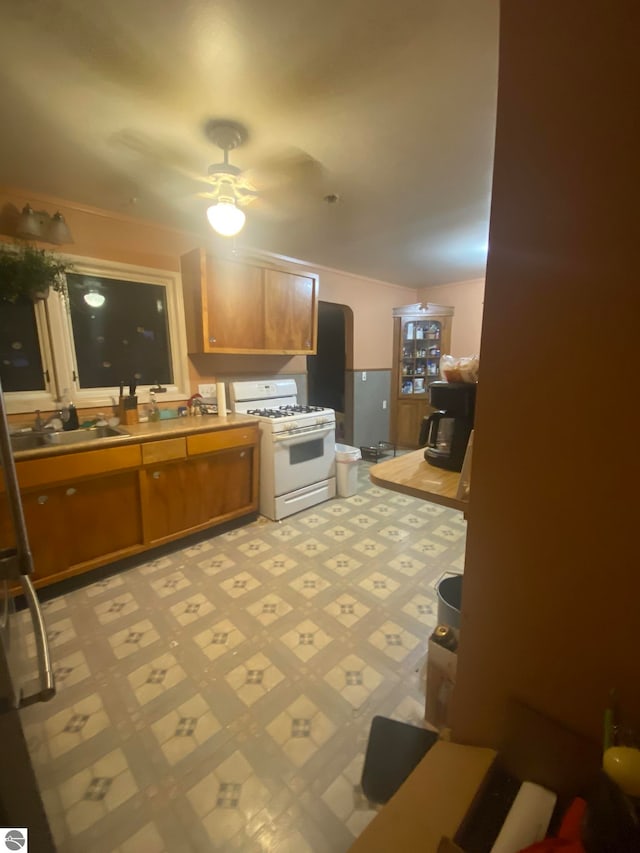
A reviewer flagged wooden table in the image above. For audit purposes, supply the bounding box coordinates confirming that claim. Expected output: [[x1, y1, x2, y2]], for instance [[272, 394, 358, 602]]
[[369, 448, 468, 512]]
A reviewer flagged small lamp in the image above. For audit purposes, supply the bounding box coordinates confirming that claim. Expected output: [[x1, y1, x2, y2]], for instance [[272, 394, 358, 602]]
[[47, 211, 73, 245], [15, 204, 74, 244], [15, 204, 45, 239]]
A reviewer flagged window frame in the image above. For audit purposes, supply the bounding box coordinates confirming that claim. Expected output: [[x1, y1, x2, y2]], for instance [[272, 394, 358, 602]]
[[3, 255, 190, 415]]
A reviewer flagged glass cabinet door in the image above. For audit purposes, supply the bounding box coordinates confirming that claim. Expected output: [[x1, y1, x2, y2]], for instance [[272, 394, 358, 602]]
[[400, 319, 442, 395]]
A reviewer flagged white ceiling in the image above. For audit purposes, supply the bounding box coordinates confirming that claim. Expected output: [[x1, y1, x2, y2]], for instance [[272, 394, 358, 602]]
[[0, 0, 499, 287]]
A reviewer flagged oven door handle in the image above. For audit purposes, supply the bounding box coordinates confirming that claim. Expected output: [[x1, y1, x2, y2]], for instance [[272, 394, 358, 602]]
[[273, 426, 335, 445]]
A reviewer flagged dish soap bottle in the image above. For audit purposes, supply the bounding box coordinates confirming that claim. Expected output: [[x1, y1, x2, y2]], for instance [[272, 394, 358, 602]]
[[61, 390, 79, 431], [64, 402, 79, 431]]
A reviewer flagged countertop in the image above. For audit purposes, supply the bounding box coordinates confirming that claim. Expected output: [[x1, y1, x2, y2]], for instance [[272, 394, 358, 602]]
[[369, 448, 467, 512], [11, 414, 258, 461]]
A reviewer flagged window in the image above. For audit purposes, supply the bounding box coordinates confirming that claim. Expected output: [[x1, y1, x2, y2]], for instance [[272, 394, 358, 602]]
[[0, 255, 189, 414]]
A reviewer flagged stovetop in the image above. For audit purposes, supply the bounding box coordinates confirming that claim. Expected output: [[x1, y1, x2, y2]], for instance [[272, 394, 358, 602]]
[[229, 380, 335, 432], [247, 405, 329, 419]]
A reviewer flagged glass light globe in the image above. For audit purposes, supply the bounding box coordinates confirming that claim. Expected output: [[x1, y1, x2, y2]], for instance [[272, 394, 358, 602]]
[[83, 290, 106, 308], [206, 202, 246, 237]]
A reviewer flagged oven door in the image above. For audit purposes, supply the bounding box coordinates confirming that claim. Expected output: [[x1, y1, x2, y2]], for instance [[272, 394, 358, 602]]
[[271, 425, 336, 496]]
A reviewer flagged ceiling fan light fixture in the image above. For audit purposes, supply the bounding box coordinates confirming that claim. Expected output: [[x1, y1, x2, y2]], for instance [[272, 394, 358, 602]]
[[206, 201, 246, 237]]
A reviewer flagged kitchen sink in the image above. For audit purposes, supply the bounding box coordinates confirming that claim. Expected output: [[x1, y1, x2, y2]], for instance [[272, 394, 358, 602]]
[[10, 425, 125, 452], [9, 432, 49, 452]]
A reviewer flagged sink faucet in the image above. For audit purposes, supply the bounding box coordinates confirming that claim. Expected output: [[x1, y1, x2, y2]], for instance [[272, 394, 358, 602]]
[[33, 409, 64, 431]]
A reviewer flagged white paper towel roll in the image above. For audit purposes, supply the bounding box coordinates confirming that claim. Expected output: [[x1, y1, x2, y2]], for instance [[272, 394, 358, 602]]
[[490, 781, 556, 853], [216, 382, 227, 415]]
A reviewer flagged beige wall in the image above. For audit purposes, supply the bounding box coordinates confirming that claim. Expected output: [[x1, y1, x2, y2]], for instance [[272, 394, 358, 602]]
[[451, 0, 639, 752], [1, 188, 416, 402], [417, 277, 485, 357]]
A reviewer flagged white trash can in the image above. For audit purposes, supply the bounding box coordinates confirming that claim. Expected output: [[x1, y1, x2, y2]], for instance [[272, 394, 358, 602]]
[[335, 444, 362, 497]]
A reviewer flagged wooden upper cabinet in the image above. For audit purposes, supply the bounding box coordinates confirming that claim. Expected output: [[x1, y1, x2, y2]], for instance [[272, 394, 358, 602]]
[[180, 248, 318, 354], [205, 256, 265, 350], [264, 269, 317, 352]]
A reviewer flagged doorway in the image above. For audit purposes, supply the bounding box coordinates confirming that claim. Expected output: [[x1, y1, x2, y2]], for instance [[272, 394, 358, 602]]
[[307, 301, 352, 442]]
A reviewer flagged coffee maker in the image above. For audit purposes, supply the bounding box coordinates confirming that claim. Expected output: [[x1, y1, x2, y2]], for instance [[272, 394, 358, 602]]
[[420, 382, 476, 472]]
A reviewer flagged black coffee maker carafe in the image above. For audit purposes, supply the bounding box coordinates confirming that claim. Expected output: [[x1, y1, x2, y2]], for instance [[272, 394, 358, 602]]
[[419, 382, 476, 472]]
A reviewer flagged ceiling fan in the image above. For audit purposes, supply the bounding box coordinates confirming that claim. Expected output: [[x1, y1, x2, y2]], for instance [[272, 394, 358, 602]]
[[111, 118, 327, 236], [199, 119, 258, 237]]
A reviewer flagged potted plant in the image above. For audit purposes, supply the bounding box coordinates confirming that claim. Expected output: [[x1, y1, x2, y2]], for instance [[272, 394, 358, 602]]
[[0, 243, 71, 303]]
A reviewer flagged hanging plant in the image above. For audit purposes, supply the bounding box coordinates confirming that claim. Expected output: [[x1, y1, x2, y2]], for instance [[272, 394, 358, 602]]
[[0, 243, 71, 304]]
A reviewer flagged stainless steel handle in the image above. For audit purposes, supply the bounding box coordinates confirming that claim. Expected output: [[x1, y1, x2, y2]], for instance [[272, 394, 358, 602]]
[[16, 574, 55, 707]]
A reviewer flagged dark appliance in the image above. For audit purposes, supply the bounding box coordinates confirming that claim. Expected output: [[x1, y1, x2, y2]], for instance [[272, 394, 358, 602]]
[[420, 381, 476, 472], [0, 378, 57, 849]]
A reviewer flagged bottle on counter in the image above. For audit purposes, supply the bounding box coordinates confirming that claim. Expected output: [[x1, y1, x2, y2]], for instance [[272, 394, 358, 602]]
[[63, 403, 79, 431], [148, 393, 160, 422]]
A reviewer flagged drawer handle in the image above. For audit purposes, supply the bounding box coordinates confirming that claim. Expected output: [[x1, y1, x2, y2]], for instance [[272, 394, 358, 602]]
[[152, 471, 161, 479], [65, 487, 77, 496], [37, 495, 48, 505]]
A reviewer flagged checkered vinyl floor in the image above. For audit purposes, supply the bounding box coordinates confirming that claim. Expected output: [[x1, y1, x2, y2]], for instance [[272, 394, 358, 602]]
[[20, 461, 466, 852]]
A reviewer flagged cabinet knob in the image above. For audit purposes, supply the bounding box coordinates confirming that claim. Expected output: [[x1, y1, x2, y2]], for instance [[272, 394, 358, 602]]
[[65, 488, 77, 496], [152, 471, 161, 479], [209, 337, 216, 344], [37, 495, 48, 505]]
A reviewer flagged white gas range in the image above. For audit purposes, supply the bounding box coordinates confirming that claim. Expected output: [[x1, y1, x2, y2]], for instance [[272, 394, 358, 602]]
[[229, 379, 336, 521]]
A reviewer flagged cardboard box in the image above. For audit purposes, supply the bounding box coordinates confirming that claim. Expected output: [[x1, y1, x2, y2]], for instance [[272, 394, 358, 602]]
[[425, 629, 458, 730], [347, 701, 602, 853], [347, 740, 497, 853]]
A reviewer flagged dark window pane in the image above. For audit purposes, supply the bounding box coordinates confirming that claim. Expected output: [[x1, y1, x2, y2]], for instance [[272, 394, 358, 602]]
[[66, 274, 173, 389], [0, 296, 45, 391]]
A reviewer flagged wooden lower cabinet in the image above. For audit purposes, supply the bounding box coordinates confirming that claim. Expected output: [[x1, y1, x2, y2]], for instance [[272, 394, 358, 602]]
[[394, 399, 431, 449], [142, 459, 204, 544], [64, 471, 142, 568], [1, 425, 259, 590], [142, 426, 259, 547], [1, 470, 142, 584], [194, 447, 255, 523], [14, 489, 68, 582]]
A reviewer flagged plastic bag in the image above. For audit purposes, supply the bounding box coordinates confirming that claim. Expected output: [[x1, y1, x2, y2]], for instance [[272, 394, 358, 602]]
[[440, 354, 479, 383]]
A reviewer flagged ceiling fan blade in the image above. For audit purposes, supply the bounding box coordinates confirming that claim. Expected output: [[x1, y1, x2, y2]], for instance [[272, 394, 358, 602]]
[[244, 147, 325, 193], [110, 128, 211, 188]]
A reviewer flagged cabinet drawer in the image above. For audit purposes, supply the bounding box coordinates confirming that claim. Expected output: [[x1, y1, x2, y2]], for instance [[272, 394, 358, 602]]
[[187, 426, 258, 456], [15, 444, 142, 490], [142, 437, 186, 465]]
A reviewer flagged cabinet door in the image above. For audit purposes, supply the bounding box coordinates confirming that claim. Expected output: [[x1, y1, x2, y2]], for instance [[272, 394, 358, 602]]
[[62, 471, 142, 568], [205, 257, 265, 351], [264, 269, 317, 352], [0, 488, 68, 581], [394, 399, 431, 449], [0, 471, 142, 580], [400, 318, 443, 396], [193, 447, 257, 523], [142, 460, 203, 545]]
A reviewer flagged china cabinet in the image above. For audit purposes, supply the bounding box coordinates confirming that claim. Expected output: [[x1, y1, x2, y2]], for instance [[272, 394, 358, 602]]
[[390, 303, 453, 448]]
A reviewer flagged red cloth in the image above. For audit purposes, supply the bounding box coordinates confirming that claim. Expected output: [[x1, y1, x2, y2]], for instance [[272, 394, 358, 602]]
[[518, 797, 587, 852]]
